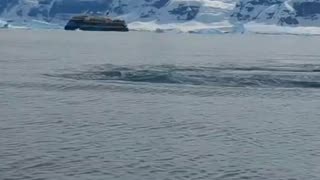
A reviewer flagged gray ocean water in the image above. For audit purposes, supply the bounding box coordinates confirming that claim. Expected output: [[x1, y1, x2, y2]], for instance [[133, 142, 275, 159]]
[[1, 30, 320, 180]]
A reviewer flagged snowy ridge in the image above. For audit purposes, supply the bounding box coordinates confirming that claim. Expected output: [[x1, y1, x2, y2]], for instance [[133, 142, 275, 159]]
[[232, 0, 320, 26], [1, 0, 320, 35], [0, 0, 236, 32]]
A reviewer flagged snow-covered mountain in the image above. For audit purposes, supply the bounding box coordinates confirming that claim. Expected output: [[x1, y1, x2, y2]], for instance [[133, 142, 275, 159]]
[[1, 0, 320, 34], [0, 0, 237, 32], [232, 0, 320, 26], [0, 0, 234, 23]]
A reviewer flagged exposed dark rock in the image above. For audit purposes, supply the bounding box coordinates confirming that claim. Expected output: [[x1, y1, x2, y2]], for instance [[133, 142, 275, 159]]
[[152, 0, 170, 9], [113, 4, 128, 15], [294, 2, 320, 17], [247, 0, 282, 6], [232, 0, 320, 26], [38, 0, 53, 5], [246, 7, 254, 12], [16, 9, 23, 17], [266, 12, 275, 19], [231, 0, 282, 21], [279, 16, 299, 25], [140, 9, 156, 18], [49, 0, 113, 18], [169, 4, 200, 20], [0, 0, 19, 15], [28, 7, 49, 18]]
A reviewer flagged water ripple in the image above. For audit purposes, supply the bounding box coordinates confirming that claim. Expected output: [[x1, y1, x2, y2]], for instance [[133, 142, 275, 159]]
[[46, 64, 320, 89]]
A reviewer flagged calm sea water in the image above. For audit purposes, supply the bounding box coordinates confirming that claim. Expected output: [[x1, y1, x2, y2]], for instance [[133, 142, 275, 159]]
[[1, 30, 320, 180]]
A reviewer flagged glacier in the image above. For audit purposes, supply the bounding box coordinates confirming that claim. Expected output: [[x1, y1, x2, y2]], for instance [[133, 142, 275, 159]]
[[1, 0, 320, 35]]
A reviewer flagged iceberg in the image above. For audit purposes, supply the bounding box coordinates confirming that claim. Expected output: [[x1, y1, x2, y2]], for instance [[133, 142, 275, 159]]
[[0, 19, 8, 28]]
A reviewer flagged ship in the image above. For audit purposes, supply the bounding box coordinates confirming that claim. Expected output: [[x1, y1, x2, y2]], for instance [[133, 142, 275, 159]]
[[64, 15, 129, 32]]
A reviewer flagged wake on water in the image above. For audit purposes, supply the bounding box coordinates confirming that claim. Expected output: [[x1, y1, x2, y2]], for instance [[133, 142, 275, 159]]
[[46, 64, 320, 89]]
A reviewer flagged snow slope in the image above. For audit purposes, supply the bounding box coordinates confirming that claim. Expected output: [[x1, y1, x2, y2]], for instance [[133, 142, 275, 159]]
[[232, 0, 320, 26], [1, 0, 320, 34], [0, 0, 235, 22], [0, 0, 236, 32], [0, 19, 7, 26]]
